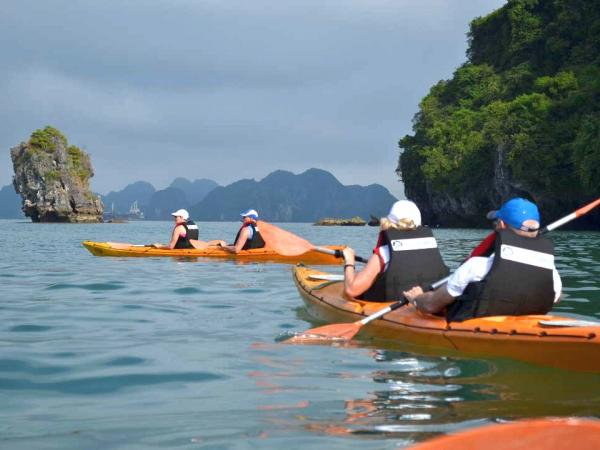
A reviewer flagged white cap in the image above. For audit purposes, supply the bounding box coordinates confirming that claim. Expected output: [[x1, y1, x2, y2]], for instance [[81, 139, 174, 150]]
[[240, 209, 259, 220], [171, 209, 189, 220], [387, 200, 421, 227]]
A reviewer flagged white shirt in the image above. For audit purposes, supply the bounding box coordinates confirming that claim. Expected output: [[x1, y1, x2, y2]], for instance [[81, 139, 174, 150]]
[[446, 256, 562, 302]]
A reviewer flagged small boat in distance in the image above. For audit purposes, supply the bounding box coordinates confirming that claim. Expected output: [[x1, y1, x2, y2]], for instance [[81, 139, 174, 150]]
[[128, 200, 145, 220]]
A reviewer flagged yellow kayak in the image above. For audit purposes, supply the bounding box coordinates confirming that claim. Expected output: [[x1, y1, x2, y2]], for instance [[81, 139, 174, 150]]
[[82, 241, 344, 265]]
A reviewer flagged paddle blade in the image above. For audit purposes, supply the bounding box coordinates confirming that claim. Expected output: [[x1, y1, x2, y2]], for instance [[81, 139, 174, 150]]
[[576, 197, 600, 217], [285, 321, 363, 343], [257, 221, 315, 256]]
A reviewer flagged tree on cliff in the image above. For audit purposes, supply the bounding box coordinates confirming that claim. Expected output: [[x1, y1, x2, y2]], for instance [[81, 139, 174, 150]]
[[398, 0, 600, 228], [11, 126, 104, 222]]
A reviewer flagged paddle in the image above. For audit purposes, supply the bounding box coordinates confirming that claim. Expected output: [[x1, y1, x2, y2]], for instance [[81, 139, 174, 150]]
[[289, 197, 600, 342], [257, 220, 369, 263], [106, 241, 151, 249]]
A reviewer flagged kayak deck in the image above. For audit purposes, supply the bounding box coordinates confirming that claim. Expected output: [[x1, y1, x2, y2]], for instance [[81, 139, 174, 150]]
[[82, 241, 344, 265], [293, 265, 600, 372]]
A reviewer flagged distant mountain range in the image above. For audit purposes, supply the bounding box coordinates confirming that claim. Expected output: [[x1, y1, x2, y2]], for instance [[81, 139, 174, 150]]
[[191, 168, 397, 221], [1, 169, 397, 221], [101, 178, 219, 220], [0, 184, 22, 218]]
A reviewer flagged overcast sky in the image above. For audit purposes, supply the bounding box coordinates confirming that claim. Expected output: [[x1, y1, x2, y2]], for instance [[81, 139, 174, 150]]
[[0, 0, 505, 197]]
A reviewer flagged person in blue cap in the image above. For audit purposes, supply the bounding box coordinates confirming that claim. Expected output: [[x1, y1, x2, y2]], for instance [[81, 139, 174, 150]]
[[403, 198, 562, 321], [221, 209, 266, 253]]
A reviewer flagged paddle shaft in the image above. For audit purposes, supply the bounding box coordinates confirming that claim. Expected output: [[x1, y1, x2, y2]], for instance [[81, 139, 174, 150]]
[[314, 246, 368, 263], [360, 197, 600, 327], [540, 197, 600, 233]]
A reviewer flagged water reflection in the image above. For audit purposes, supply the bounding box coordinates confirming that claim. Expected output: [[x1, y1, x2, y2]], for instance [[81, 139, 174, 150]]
[[252, 346, 600, 446]]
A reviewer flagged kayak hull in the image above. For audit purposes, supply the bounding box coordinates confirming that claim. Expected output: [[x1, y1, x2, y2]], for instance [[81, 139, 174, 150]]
[[293, 265, 600, 372], [407, 418, 600, 450], [82, 241, 344, 265]]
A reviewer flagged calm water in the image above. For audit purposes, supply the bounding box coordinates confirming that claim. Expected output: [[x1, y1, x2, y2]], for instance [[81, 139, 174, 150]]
[[1, 220, 599, 449]]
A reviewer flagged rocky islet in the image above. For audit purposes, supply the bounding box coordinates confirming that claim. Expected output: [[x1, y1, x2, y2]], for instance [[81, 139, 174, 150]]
[[11, 126, 103, 223]]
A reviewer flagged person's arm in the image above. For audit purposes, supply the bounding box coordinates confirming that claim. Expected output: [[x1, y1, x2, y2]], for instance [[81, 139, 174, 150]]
[[404, 256, 490, 314], [342, 248, 382, 298], [152, 225, 183, 249], [222, 227, 249, 254], [403, 285, 455, 314], [166, 225, 184, 249]]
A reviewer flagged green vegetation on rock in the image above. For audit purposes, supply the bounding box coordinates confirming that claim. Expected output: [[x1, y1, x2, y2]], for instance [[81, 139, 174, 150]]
[[398, 0, 600, 225], [25, 126, 93, 184], [28, 126, 68, 153], [67, 144, 93, 182]]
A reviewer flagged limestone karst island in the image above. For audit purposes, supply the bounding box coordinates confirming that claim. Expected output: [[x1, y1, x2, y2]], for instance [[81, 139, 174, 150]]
[[11, 126, 103, 223]]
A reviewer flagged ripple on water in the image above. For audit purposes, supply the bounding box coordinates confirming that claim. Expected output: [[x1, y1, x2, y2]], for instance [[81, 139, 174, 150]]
[[0, 371, 226, 395], [9, 324, 52, 332], [46, 281, 126, 291], [173, 287, 204, 294], [0, 359, 69, 375], [104, 356, 147, 367]]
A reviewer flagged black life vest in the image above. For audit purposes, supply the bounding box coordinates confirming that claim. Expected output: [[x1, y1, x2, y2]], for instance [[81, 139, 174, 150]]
[[234, 223, 266, 250], [446, 229, 556, 322], [186, 220, 199, 240], [174, 223, 194, 249], [361, 227, 449, 302]]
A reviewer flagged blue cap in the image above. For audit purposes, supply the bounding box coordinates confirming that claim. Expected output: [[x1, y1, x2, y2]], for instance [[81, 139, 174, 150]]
[[488, 198, 540, 231], [240, 209, 258, 220]]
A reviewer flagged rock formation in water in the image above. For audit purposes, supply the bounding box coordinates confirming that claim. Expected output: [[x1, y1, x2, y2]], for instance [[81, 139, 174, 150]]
[[314, 216, 366, 226], [11, 126, 103, 223], [398, 0, 600, 229]]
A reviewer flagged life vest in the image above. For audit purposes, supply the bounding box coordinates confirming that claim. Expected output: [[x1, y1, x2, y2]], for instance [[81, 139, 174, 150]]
[[186, 220, 199, 240], [361, 227, 449, 302], [174, 223, 194, 249], [234, 223, 266, 250], [446, 229, 555, 322]]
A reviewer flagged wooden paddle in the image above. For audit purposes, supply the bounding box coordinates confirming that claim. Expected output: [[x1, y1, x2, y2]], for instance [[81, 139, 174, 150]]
[[257, 220, 368, 263], [289, 197, 600, 342]]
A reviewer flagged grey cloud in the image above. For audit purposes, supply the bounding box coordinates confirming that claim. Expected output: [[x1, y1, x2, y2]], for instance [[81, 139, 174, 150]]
[[0, 0, 506, 195]]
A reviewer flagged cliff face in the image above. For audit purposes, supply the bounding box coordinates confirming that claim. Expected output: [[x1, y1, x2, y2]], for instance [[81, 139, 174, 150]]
[[11, 126, 103, 223], [398, 0, 600, 229]]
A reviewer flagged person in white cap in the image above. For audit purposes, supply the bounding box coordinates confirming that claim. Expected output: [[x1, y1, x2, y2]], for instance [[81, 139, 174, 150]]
[[342, 200, 449, 301], [152, 208, 222, 249], [221, 209, 266, 253]]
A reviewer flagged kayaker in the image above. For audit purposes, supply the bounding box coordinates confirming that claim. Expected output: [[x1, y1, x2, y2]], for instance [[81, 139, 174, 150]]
[[342, 200, 449, 301], [403, 198, 563, 321], [221, 209, 266, 253], [152, 209, 219, 250]]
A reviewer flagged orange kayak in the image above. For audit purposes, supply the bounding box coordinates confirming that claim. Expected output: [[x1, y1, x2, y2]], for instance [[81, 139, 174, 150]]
[[293, 265, 600, 372], [407, 417, 600, 450], [82, 241, 344, 265]]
